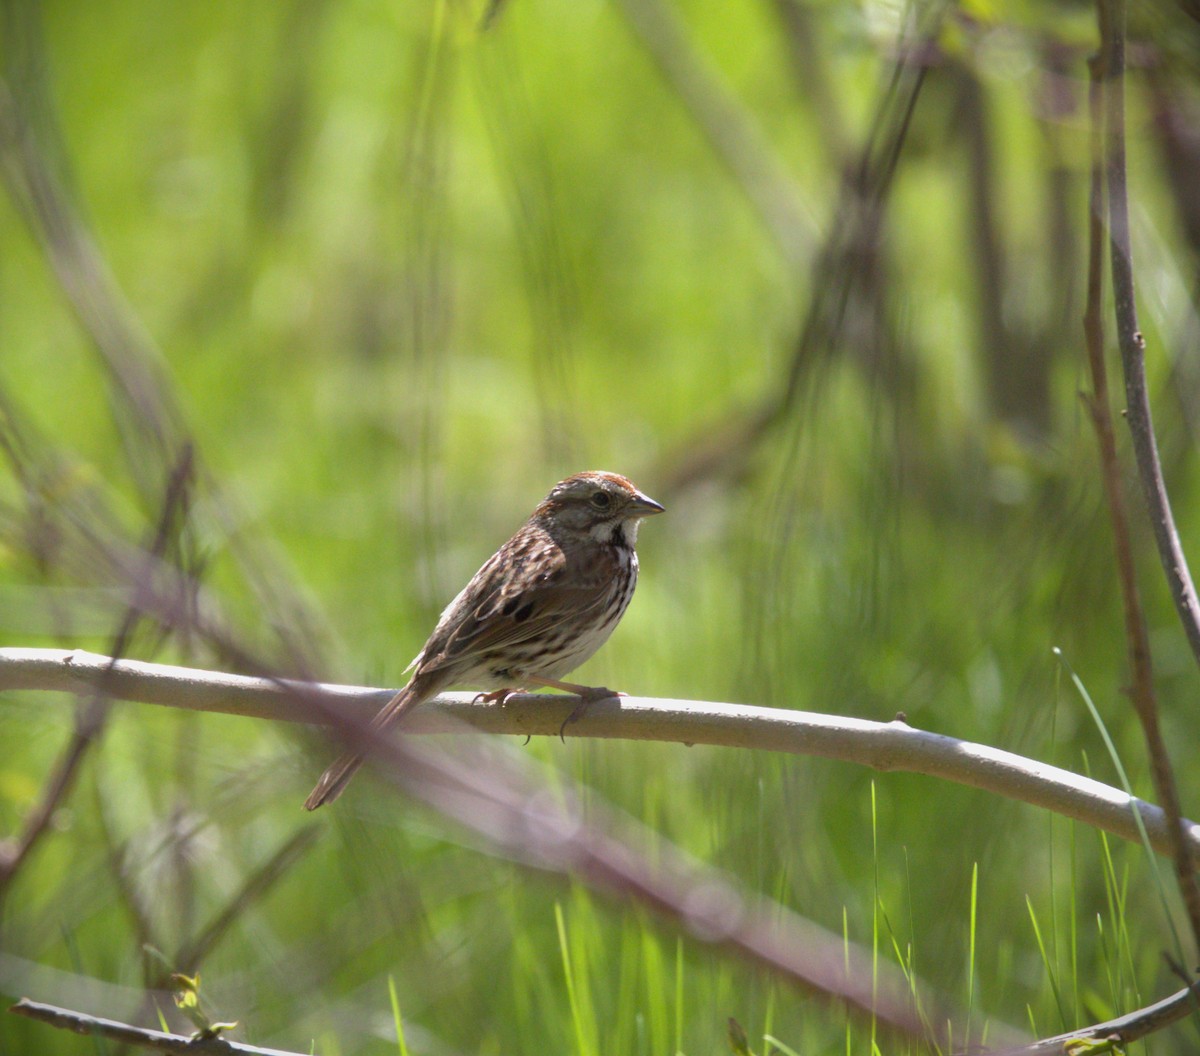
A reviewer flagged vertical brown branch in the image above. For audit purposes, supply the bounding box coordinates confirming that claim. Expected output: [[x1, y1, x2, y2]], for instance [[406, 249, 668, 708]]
[[1091, 0, 1200, 953], [1095, 0, 1200, 668]]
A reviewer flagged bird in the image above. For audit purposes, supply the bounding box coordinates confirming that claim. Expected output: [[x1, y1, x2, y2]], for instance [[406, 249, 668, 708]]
[[303, 471, 664, 810]]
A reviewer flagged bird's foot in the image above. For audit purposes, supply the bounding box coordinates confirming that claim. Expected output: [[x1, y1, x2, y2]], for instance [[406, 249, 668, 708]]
[[473, 687, 525, 705], [558, 685, 624, 742], [483, 677, 624, 742]]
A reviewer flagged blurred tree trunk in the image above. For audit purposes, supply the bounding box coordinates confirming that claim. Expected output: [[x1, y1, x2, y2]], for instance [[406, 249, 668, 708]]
[[951, 59, 1053, 439]]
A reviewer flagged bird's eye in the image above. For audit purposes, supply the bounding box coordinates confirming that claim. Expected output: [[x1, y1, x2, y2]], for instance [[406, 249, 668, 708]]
[[590, 491, 612, 509]]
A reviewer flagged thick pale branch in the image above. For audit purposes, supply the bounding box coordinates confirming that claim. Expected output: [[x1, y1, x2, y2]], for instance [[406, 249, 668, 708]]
[[3, 647, 1197, 863]]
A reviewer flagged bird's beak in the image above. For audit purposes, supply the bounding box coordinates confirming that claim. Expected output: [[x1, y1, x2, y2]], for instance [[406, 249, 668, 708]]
[[629, 490, 665, 517]]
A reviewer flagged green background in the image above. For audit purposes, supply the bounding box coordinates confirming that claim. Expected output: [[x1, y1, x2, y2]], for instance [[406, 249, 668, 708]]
[[3, 0, 1200, 1052]]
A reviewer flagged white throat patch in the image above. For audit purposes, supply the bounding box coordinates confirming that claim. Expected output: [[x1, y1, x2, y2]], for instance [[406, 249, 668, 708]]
[[589, 517, 640, 547]]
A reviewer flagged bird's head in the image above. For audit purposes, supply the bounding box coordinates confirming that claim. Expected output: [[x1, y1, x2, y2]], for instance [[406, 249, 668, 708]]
[[535, 471, 664, 547]]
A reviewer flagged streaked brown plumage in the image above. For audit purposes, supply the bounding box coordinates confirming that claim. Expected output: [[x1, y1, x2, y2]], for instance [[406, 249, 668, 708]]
[[304, 471, 664, 809]]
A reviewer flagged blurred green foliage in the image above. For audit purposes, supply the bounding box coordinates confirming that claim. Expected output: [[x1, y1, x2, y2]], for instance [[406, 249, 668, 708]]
[[3, 0, 1200, 1052]]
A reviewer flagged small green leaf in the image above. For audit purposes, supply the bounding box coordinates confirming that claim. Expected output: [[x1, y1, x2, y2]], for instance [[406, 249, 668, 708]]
[[192, 1020, 240, 1041]]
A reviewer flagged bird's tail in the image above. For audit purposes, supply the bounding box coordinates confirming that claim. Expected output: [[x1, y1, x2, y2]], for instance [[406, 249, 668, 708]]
[[303, 674, 440, 811], [303, 750, 364, 810]]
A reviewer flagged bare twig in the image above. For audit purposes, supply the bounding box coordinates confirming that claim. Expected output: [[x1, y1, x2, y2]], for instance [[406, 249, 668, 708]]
[[9, 997, 310, 1056], [1083, 5, 1162, 883], [1093, 0, 1200, 953], [1097, 0, 1200, 667], [978, 977, 1200, 1055], [3, 647, 1198, 868]]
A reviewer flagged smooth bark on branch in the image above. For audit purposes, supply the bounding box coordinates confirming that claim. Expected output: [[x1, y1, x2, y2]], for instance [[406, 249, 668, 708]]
[[2, 647, 1198, 865]]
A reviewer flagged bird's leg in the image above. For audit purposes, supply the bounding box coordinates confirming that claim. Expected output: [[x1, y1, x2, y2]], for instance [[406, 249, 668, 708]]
[[521, 676, 623, 741]]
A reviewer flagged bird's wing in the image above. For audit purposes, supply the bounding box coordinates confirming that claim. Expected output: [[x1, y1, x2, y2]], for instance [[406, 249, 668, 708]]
[[414, 527, 615, 676]]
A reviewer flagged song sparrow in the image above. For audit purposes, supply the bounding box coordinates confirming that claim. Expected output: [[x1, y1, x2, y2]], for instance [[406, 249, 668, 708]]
[[303, 471, 664, 810]]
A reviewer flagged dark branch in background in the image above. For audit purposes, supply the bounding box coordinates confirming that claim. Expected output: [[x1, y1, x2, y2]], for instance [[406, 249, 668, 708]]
[[611, 0, 813, 268], [656, 19, 935, 495], [14, 975, 1200, 1056], [10, 998, 310, 1056], [1036, 39, 1082, 416], [777, 34, 928, 414], [1082, 5, 1163, 918], [0, 447, 195, 898], [769, 0, 850, 169], [1097, 0, 1200, 670], [173, 826, 321, 975], [1094, 0, 1200, 953], [954, 57, 1049, 437]]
